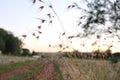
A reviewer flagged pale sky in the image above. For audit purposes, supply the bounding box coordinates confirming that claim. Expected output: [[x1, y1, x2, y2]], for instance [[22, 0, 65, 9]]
[[0, 0, 120, 53], [0, 0, 81, 52]]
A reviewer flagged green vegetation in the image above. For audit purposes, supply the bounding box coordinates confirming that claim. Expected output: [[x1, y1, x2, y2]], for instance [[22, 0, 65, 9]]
[[54, 62, 64, 80], [0, 55, 119, 80], [0, 0, 120, 80], [21, 48, 31, 56], [8, 62, 42, 80], [0, 60, 35, 74], [0, 28, 32, 56], [0, 28, 22, 55], [108, 56, 118, 63]]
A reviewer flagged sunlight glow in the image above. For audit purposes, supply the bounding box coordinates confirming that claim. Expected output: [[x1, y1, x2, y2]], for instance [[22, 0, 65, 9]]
[[0, 0, 120, 53]]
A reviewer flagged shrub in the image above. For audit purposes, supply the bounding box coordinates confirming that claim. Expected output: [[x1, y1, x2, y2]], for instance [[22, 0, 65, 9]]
[[108, 56, 118, 64], [21, 48, 31, 56]]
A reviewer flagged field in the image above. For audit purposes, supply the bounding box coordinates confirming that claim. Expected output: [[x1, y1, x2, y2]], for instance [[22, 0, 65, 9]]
[[0, 54, 120, 80]]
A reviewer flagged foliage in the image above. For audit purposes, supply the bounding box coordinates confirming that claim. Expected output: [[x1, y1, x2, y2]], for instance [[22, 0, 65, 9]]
[[0, 28, 22, 55], [0, 28, 8, 52], [74, 0, 120, 37], [21, 48, 31, 56], [92, 49, 119, 63], [0, 37, 5, 52], [108, 56, 118, 63]]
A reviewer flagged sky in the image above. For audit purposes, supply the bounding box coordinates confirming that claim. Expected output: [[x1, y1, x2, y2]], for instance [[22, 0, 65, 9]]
[[0, 0, 120, 53], [0, 0, 81, 52]]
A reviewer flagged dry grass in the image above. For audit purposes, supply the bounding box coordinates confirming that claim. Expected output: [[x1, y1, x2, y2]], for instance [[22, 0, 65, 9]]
[[0, 55, 38, 64], [57, 57, 120, 80], [0, 55, 120, 80]]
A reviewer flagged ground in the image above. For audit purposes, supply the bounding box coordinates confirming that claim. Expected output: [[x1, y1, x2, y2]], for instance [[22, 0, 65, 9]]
[[0, 55, 120, 80], [0, 56, 60, 80]]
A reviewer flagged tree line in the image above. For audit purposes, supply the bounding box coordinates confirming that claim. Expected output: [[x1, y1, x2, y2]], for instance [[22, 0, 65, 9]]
[[0, 28, 22, 55]]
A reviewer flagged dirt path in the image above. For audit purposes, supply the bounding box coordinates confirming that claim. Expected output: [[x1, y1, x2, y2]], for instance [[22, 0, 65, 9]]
[[35, 61, 59, 80], [0, 61, 41, 80], [0, 58, 60, 80]]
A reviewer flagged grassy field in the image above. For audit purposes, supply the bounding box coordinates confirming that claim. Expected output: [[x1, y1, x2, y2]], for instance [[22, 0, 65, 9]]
[[0, 55, 38, 64], [0, 55, 120, 80], [58, 58, 120, 80]]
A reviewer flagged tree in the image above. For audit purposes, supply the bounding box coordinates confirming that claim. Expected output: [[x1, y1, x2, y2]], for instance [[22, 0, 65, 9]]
[[21, 48, 30, 56], [0, 28, 22, 55], [72, 0, 120, 52], [0, 28, 8, 53], [4, 33, 22, 55], [74, 0, 120, 36], [0, 37, 5, 52], [32, 0, 120, 33]]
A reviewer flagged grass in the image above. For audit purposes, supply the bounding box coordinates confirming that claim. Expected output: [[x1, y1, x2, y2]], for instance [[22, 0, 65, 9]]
[[7, 58, 64, 80], [7, 62, 42, 80], [0, 60, 36, 74], [58, 58, 120, 80], [0, 55, 120, 80], [0, 54, 40, 74], [54, 61, 64, 80], [0, 55, 37, 64]]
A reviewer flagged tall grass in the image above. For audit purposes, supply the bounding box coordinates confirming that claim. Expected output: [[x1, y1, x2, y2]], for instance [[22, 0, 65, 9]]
[[0, 55, 37, 64], [57, 57, 120, 80], [1, 54, 119, 80]]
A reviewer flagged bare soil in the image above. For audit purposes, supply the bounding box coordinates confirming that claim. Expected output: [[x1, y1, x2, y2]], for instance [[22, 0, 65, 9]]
[[35, 61, 59, 80], [0, 58, 59, 80], [0, 60, 41, 80]]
